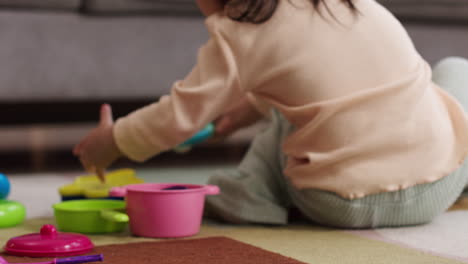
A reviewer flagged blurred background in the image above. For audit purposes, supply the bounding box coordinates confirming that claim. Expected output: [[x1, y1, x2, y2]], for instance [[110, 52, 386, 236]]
[[0, 0, 467, 173]]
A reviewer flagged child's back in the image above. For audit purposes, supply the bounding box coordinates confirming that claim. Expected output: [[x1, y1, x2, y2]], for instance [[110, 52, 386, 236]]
[[206, 0, 468, 199]]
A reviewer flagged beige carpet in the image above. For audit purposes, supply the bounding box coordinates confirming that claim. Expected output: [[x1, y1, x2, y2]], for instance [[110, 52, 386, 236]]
[[1, 214, 466, 264], [2, 167, 468, 264]]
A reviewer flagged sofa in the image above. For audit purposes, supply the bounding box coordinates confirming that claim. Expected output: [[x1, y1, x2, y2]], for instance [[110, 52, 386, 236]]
[[1, 0, 468, 124]]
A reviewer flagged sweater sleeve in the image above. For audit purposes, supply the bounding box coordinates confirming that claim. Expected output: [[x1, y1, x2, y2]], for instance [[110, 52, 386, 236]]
[[113, 17, 243, 162]]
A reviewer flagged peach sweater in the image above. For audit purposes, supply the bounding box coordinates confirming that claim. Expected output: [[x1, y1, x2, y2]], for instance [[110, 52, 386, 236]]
[[114, 0, 468, 199]]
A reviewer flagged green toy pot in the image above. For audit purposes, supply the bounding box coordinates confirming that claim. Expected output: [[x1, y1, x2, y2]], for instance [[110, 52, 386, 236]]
[[53, 200, 128, 234]]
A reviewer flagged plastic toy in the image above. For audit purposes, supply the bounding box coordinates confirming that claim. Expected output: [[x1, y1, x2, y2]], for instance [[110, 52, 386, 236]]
[[0, 173, 26, 228], [0, 200, 26, 228], [110, 183, 219, 238], [58, 168, 144, 201], [0, 254, 103, 264], [174, 123, 215, 153], [53, 200, 128, 234], [0, 173, 10, 199], [4, 225, 94, 257]]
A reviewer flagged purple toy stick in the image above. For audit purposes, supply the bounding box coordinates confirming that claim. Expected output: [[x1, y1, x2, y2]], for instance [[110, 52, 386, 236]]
[[55, 254, 103, 264], [0, 254, 103, 264]]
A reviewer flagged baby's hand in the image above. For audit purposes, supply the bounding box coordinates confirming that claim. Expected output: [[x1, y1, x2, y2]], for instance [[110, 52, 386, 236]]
[[73, 104, 122, 182]]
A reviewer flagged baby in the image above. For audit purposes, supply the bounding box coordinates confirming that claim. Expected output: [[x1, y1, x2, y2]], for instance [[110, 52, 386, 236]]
[[74, 0, 468, 228]]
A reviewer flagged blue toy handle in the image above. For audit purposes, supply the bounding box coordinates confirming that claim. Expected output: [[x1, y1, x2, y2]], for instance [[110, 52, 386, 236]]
[[177, 123, 215, 149]]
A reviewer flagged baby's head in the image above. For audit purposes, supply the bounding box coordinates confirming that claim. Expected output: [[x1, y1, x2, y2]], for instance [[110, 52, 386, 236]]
[[195, 0, 226, 16], [195, 0, 275, 22], [196, 0, 357, 24]]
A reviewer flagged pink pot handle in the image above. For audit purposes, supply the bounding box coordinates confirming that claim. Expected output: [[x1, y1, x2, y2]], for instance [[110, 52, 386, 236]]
[[204, 185, 220, 195], [109, 187, 128, 197]]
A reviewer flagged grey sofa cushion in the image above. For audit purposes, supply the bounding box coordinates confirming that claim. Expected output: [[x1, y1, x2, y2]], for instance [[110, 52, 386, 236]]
[[0, 0, 81, 10], [378, 0, 468, 21], [0, 10, 207, 101], [82, 0, 199, 14]]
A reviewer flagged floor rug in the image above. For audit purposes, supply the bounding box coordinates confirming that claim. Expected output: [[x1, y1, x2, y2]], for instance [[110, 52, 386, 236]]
[[349, 210, 468, 262], [0, 236, 306, 264], [5, 170, 468, 263]]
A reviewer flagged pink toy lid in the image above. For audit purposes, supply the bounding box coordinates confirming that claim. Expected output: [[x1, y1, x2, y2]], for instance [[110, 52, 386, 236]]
[[4, 224, 94, 257]]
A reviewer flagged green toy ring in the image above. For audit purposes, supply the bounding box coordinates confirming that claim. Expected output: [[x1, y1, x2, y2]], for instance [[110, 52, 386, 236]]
[[0, 200, 26, 228]]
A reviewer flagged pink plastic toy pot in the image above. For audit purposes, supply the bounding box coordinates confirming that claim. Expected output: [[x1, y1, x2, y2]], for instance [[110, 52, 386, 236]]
[[110, 183, 220, 238]]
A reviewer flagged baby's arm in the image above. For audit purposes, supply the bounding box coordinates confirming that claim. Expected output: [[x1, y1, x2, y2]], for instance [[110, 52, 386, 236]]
[[113, 23, 244, 162]]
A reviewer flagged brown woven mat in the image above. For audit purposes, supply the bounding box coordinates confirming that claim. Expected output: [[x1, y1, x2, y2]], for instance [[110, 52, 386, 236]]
[[1, 236, 306, 264]]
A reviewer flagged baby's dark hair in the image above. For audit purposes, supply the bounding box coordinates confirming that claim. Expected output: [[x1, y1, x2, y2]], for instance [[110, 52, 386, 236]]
[[224, 0, 357, 24]]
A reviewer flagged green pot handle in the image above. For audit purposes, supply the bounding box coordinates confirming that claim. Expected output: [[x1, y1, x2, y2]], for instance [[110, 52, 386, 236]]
[[100, 210, 129, 223]]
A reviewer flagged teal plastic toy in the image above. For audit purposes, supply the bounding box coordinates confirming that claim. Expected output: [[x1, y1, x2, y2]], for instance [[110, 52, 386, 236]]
[[174, 123, 215, 152]]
